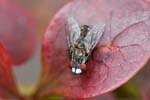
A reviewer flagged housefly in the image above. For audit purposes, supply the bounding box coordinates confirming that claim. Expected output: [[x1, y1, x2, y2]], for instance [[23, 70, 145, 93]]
[[67, 17, 105, 74]]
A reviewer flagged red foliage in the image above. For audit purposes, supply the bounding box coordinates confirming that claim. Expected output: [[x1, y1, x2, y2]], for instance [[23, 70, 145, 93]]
[[0, 0, 38, 65], [0, 42, 19, 99], [41, 0, 150, 99], [141, 87, 150, 100]]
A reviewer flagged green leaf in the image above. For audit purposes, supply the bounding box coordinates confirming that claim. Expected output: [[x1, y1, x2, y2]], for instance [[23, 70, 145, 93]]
[[114, 81, 141, 99], [43, 95, 61, 100]]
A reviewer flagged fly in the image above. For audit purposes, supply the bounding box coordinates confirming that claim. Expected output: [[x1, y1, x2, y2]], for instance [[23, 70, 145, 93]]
[[67, 17, 105, 74]]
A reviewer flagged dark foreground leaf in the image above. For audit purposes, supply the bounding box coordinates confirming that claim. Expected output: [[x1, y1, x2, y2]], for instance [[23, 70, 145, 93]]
[[40, 0, 150, 99], [0, 42, 20, 99]]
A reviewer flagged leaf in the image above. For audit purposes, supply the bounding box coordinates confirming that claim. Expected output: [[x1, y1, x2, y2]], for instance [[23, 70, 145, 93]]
[[114, 81, 141, 99], [0, 42, 20, 99], [141, 87, 150, 100], [43, 95, 61, 100], [0, 0, 38, 65], [40, 0, 150, 99]]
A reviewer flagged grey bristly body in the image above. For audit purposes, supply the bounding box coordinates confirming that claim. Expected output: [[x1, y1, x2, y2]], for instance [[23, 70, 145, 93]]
[[70, 25, 90, 74], [67, 17, 105, 74]]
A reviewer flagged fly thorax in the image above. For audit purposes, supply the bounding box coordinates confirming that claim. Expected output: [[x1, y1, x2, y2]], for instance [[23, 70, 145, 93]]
[[75, 48, 86, 57], [74, 49, 82, 57]]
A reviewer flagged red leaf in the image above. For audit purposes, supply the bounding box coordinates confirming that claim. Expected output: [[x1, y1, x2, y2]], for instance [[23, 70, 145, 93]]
[[141, 87, 150, 99], [41, 0, 150, 98], [0, 42, 20, 99], [141, 87, 150, 100], [0, 0, 38, 65]]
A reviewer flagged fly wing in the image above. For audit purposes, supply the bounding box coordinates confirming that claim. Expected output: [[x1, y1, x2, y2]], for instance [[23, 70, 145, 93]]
[[67, 17, 81, 47], [84, 23, 105, 52]]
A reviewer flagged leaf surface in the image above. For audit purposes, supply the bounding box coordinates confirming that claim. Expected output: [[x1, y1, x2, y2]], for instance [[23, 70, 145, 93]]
[[41, 0, 150, 98], [0, 0, 38, 65]]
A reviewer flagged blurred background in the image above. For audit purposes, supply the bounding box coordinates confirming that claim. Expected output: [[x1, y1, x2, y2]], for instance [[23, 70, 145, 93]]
[[12, 0, 70, 96], [0, 0, 149, 99], [16, 0, 69, 36]]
